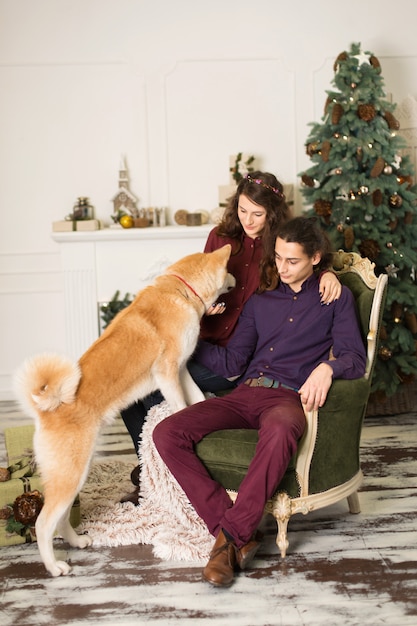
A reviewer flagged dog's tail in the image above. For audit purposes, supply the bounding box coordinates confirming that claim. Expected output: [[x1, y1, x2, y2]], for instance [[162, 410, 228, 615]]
[[14, 353, 81, 415]]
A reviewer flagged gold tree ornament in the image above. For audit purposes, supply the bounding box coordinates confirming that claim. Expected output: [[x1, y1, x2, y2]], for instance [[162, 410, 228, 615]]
[[378, 346, 392, 360], [389, 193, 403, 208], [306, 142, 319, 156]]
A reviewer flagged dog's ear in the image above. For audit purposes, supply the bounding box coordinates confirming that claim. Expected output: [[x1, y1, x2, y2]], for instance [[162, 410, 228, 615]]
[[212, 244, 232, 262]]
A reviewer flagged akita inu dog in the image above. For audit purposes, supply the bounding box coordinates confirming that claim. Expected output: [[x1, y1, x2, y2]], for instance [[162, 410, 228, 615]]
[[14, 245, 235, 576]]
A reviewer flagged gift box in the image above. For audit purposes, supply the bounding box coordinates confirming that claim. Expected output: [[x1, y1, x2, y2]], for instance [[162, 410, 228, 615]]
[[0, 425, 80, 547], [52, 220, 75, 232]]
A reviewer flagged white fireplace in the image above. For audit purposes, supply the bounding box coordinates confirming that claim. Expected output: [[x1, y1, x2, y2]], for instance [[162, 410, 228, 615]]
[[52, 225, 213, 360]]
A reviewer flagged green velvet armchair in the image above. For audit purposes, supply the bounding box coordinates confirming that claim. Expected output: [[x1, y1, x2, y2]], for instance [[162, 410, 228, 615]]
[[195, 251, 388, 558]]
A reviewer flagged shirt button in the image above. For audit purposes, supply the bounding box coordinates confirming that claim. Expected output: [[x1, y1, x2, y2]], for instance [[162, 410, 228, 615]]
[[269, 347, 274, 351], [293, 295, 298, 300], [289, 318, 294, 322]]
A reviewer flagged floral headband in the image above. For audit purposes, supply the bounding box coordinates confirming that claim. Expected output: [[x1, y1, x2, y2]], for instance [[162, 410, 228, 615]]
[[245, 174, 283, 197]]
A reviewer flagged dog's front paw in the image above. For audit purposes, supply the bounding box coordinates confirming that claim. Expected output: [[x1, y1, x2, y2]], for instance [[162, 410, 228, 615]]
[[49, 560, 72, 577]]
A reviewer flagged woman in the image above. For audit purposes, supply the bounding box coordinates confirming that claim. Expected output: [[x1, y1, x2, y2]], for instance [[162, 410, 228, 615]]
[[120, 172, 341, 502]]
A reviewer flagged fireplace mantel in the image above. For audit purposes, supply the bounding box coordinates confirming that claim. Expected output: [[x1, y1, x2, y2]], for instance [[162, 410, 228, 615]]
[[52, 225, 213, 359]]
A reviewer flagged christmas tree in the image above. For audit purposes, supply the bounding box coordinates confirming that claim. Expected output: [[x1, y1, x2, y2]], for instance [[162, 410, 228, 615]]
[[300, 42, 417, 399]]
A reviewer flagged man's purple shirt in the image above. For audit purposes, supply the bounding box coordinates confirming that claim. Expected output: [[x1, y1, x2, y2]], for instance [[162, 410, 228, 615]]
[[195, 273, 367, 390]]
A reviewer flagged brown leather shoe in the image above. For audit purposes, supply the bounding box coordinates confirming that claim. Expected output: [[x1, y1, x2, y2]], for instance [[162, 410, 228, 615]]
[[130, 465, 141, 486], [235, 531, 263, 570], [202, 530, 236, 587]]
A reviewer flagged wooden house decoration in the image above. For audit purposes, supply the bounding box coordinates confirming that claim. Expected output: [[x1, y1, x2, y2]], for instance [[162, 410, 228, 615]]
[[112, 157, 139, 218]]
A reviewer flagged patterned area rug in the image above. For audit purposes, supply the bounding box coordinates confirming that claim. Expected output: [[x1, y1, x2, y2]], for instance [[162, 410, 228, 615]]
[[78, 402, 212, 562]]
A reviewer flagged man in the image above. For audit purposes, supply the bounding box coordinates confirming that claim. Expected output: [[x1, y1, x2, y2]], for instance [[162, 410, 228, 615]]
[[153, 217, 366, 587]]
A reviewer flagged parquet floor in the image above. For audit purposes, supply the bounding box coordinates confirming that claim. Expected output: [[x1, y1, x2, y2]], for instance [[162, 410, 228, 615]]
[[0, 400, 416, 626]]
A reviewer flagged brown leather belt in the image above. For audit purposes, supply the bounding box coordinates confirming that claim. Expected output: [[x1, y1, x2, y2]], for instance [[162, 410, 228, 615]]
[[244, 376, 298, 393]]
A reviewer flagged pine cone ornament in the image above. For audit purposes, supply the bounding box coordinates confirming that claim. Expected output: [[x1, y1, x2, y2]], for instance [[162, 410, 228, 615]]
[[404, 311, 417, 334], [379, 325, 388, 341], [313, 199, 332, 218], [301, 174, 315, 187], [321, 140, 331, 162], [383, 111, 400, 130], [331, 103, 344, 124], [13, 490, 43, 526], [333, 51, 348, 71], [369, 55, 381, 73], [344, 226, 355, 249], [404, 211, 414, 224], [370, 156, 385, 178], [358, 239, 381, 261], [391, 301, 403, 322], [372, 189, 383, 206], [397, 371, 415, 384], [358, 103, 376, 122]]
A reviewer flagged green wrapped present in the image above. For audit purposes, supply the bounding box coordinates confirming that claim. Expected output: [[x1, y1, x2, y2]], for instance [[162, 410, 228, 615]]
[[0, 424, 80, 547]]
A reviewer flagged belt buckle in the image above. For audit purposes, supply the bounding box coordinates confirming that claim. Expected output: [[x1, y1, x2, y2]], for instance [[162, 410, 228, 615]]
[[257, 376, 274, 388]]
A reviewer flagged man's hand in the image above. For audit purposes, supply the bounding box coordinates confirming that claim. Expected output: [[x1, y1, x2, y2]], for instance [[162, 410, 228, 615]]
[[298, 363, 333, 411]]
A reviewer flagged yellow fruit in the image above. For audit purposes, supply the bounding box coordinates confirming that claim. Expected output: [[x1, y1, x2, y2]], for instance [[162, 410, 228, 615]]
[[119, 215, 133, 228]]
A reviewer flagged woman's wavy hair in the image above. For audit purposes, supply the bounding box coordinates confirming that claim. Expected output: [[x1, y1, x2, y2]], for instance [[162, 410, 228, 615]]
[[216, 171, 291, 255], [258, 216, 334, 292]]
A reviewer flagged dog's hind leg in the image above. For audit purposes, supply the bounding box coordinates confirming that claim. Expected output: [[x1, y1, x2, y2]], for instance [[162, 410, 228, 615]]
[[36, 499, 76, 576]]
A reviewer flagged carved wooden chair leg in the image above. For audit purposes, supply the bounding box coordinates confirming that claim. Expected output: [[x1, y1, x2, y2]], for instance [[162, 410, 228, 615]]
[[266, 492, 292, 558], [347, 491, 361, 514]]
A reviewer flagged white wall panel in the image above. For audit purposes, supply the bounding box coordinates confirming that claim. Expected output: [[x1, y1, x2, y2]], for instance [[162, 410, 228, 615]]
[[164, 59, 296, 214], [2, 0, 417, 399]]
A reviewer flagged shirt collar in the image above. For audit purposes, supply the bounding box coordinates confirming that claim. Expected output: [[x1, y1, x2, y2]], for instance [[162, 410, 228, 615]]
[[279, 272, 319, 294]]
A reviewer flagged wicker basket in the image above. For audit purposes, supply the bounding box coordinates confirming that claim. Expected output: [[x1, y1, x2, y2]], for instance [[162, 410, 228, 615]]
[[366, 382, 417, 417]]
